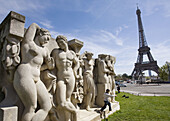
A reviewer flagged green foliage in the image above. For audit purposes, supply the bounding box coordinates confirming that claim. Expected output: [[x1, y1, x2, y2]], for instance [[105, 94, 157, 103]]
[[122, 73, 128, 81], [103, 92, 170, 121], [115, 74, 122, 81], [115, 73, 132, 81], [159, 62, 170, 81]]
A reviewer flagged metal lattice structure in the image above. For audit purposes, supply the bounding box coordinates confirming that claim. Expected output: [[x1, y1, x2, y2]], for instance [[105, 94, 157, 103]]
[[131, 7, 159, 79]]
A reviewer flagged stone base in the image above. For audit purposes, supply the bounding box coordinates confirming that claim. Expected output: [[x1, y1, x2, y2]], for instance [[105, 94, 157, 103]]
[[77, 101, 120, 121], [0, 102, 120, 121], [0, 106, 18, 121]]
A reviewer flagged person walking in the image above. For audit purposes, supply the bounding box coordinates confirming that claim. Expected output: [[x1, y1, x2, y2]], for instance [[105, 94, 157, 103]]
[[117, 85, 120, 93], [100, 89, 116, 115]]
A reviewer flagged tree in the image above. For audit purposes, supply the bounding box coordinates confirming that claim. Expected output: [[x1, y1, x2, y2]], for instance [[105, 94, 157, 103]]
[[122, 73, 128, 81], [115, 74, 122, 81], [159, 62, 170, 81], [115, 73, 132, 81]]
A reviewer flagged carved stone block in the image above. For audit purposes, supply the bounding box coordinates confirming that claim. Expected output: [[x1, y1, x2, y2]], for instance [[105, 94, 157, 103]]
[[0, 11, 25, 39], [68, 39, 84, 53], [0, 106, 18, 121]]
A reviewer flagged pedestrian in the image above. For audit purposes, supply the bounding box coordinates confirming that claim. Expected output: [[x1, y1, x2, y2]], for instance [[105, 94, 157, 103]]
[[100, 89, 116, 113], [117, 85, 120, 93]]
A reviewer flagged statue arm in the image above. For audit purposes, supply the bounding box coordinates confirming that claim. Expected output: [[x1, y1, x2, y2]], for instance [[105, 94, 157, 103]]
[[45, 48, 55, 70], [40, 48, 55, 71], [100, 61, 110, 73], [80, 51, 87, 59], [72, 51, 80, 79], [24, 23, 40, 43]]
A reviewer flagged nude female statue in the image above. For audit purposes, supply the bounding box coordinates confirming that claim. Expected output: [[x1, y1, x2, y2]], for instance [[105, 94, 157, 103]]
[[13, 23, 53, 121], [51, 35, 79, 121]]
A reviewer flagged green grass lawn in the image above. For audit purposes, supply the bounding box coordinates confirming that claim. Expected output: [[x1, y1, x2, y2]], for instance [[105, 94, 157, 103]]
[[104, 92, 170, 121]]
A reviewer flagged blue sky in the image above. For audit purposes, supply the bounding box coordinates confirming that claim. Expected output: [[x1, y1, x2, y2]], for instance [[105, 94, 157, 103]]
[[0, 0, 170, 75]]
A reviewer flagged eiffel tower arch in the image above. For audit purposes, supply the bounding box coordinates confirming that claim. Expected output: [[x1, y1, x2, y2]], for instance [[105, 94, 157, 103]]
[[131, 7, 159, 79]]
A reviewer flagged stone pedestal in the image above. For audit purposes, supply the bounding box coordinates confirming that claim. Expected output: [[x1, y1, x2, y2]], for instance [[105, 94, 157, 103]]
[[96, 83, 111, 107], [77, 101, 120, 121], [0, 106, 18, 121]]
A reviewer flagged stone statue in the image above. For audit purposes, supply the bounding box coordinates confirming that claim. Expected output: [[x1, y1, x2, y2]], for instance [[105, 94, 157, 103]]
[[97, 54, 110, 84], [96, 54, 114, 106], [68, 39, 84, 110], [81, 51, 95, 111], [106, 55, 116, 102], [13, 23, 54, 121], [51, 35, 79, 121]]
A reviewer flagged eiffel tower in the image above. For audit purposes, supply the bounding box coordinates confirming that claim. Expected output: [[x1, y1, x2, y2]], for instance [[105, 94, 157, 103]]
[[131, 7, 159, 79]]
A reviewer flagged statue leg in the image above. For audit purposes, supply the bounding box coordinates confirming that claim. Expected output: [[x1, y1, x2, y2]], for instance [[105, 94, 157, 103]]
[[91, 87, 96, 107], [13, 77, 37, 121], [31, 81, 52, 121], [56, 80, 77, 121], [66, 78, 77, 121], [85, 92, 92, 110], [66, 78, 75, 101]]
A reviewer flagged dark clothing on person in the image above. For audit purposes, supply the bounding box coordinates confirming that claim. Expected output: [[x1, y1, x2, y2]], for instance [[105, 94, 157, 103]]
[[101, 101, 112, 111], [100, 92, 115, 112], [117, 86, 120, 93]]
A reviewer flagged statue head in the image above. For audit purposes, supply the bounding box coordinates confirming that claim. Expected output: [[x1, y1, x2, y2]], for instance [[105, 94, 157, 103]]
[[98, 54, 108, 60], [109, 55, 116, 64], [56, 35, 68, 50], [37, 28, 51, 46], [85, 51, 93, 60]]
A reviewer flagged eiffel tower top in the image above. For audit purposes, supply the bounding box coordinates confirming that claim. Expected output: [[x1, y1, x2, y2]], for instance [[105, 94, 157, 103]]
[[136, 6, 148, 48]]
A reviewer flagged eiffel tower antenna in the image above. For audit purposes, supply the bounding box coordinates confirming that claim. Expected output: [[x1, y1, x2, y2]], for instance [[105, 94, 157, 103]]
[[131, 7, 159, 79], [136, 3, 138, 9]]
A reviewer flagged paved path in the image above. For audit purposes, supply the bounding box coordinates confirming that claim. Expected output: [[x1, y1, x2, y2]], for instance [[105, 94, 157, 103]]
[[120, 83, 170, 96]]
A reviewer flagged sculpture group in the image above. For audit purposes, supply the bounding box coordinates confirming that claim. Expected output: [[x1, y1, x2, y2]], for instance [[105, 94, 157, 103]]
[[0, 11, 117, 121]]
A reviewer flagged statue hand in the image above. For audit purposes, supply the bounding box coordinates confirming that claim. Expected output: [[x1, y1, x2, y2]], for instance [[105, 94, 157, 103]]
[[47, 57, 55, 70], [75, 74, 83, 80]]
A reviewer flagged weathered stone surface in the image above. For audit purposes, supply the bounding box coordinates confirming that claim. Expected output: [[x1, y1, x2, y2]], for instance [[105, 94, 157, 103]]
[[68, 39, 83, 54], [0, 11, 25, 121], [0, 11, 25, 39], [81, 51, 95, 111], [96, 83, 110, 106], [0, 106, 18, 121]]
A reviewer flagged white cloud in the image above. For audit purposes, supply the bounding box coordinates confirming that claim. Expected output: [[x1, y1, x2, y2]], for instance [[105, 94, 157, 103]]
[[81, 41, 119, 58], [39, 21, 53, 29], [0, 0, 45, 14], [0, 0, 50, 23], [152, 39, 170, 66], [100, 30, 123, 46], [116, 27, 122, 36], [142, 0, 170, 17], [51, 29, 125, 46]]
